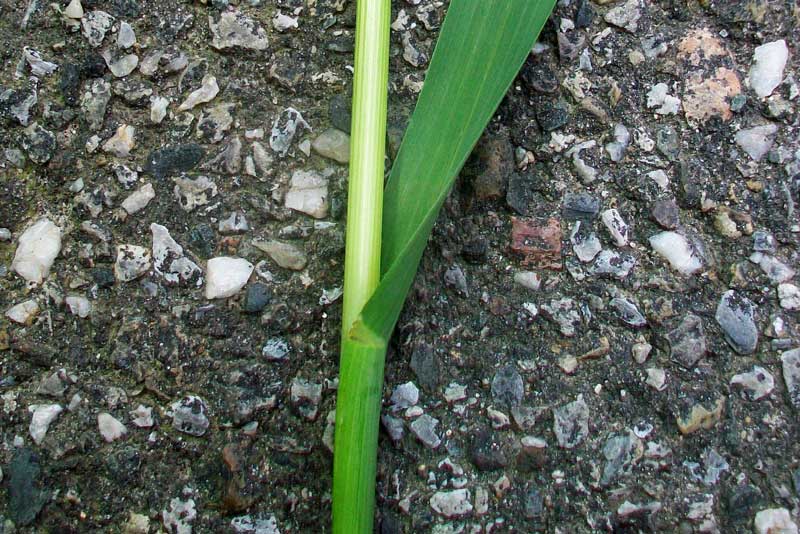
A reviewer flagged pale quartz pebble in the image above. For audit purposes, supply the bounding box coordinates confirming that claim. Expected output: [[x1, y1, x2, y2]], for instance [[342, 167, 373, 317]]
[[102, 50, 139, 78], [645, 368, 667, 391], [150, 96, 169, 124], [173, 176, 218, 211], [102, 124, 136, 157], [121, 183, 155, 214], [114, 244, 151, 282], [649, 231, 703, 275], [64, 0, 84, 19], [601, 208, 629, 246], [646, 83, 681, 115], [778, 283, 800, 310], [754, 508, 797, 534], [150, 223, 203, 286], [29, 404, 63, 445], [5, 300, 39, 324], [647, 170, 669, 190], [514, 271, 541, 290], [252, 141, 272, 175], [65, 295, 91, 318], [178, 75, 219, 112], [12, 219, 62, 284], [205, 257, 253, 299], [23, 48, 58, 77], [284, 169, 329, 219], [98, 412, 127, 442], [130, 405, 154, 427], [273, 12, 299, 32], [730, 366, 774, 400], [430, 489, 473, 518], [311, 128, 350, 163], [117, 21, 136, 48], [735, 124, 778, 162], [209, 11, 269, 51], [749, 40, 789, 98]]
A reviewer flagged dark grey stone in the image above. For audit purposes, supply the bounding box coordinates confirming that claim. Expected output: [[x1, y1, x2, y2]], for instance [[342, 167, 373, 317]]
[[491, 365, 524, 407], [410, 343, 440, 393], [715, 290, 758, 354], [470, 429, 508, 471], [244, 283, 271, 314], [651, 199, 680, 229], [666, 314, 707, 369], [8, 448, 47, 526], [145, 144, 206, 179]]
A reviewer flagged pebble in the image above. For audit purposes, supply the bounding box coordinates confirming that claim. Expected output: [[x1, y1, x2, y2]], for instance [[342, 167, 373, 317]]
[[748, 40, 789, 98], [750, 253, 795, 284], [730, 366, 774, 401], [121, 183, 155, 214], [270, 107, 310, 156], [150, 96, 169, 124], [753, 508, 797, 534], [601, 208, 629, 247], [491, 365, 524, 407], [646, 83, 681, 115], [130, 405, 154, 428], [631, 341, 652, 364], [23, 48, 57, 77], [29, 404, 63, 445], [645, 368, 667, 391], [102, 50, 139, 78], [82, 79, 112, 131], [114, 244, 151, 282], [514, 271, 542, 290], [22, 122, 56, 163], [65, 295, 91, 318], [82, 10, 115, 47], [430, 489, 472, 518], [196, 103, 235, 143], [589, 250, 636, 279], [676, 396, 724, 435], [173, 175, 218, 211], [666, 314, 708, 368], [312, 128, 350, 163], [209, 11, 269, 51], [781, 349, 800, 410], [205, 257, 253, 299], [178, 74, 219, 112], [64, 0, 83, 19], [262, 338, 289, 360], [390, 382, 419, 411], [605, 123, 630, 162], [253, 239, 308, 271], [735, 124, 778, 161], [8, 448, 47, 526], [117, 22, 136, 48], [219, 212, 249, 235], [6, 300, 40, 324], [290, 378, 323, 421], [778, 283, 800, 310], [410, 414, 441, 449], [562, 192, 600, 221], [410, 343, 440, 392], [171, 396, 210, 436], [604, 0, 641, 32], [284, 169, 330, 219], [649, 231, 703, 275], [610, 297, 646, 327], [651, 199, 679, 229], [103, 124, 136, 157], [715, 290, 758, 354], [151, 223, 203, 286], [98, 413, 127, 442], [162, 497, 197, 533], [146, 144, 206, 179], [552, 395, 589, 448], [647, 170, 670, 190], [230, 514, 281, 534], [541, 298, 582, 337], [273, 12, 299, 32], [600, 430, 643, 486], [571, 222, 602, 262], [244, 283, 271, 313], [510, 217, 562, 270], [11, 219, 61, 284]]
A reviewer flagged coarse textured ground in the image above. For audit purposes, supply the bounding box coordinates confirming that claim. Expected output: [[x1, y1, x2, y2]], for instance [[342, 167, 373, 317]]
[[0, 0, 799, 533]]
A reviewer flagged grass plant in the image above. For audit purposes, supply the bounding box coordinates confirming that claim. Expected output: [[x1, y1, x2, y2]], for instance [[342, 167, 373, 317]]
[[333, 1, 556, 531]]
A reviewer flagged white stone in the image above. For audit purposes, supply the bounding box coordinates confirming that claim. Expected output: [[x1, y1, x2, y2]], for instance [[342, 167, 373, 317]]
[[514, 271, 541, 290], [64, 0, 84, 19], [103, 124, 136, 157], [5, 300, 39, 324], [23, 48, 58, 77], [117, 21, 136, 48], [98, 412, 127, 442], [647, 170, 669, 190], [114, 244, 151, 282], [178, 75, 219, 112], [205, 257, 253, 299], [29, 404, 63, 445], [750, 253, 795, 284], [209, 11, 269, 51], [273, 12, 299, 32], [430, 489, 473, 518], [601, 208, 629, 246], [81, 10, 115, 47], [218, 212, 249, 234], [285, 170, 329, 219], [778, 283, 800, 310], [150, 96, 169, 124], [649, 231, 703, 275], [122, 183, 155, 214], [735, 124, 778, 162], [102, 50, 139, 78], [646, 83, 681, 115], [730, 366, 774, 401], [12, 218, 62, 284], [754, 508, 797, 534], [130, 405, 154, 428], [645, 368, 667, 391], [173, 175, 218, 211], [150, 223, 203, 286], [749, 40, 789, 98], [65, 295, 91, 318]]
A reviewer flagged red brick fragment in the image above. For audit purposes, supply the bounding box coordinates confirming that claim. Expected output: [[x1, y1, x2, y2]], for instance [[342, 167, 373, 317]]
[[511, 217, 562, 270]]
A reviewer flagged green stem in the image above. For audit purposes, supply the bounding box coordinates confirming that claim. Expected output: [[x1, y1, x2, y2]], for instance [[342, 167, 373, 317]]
[[334, 0, 391, 532]]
